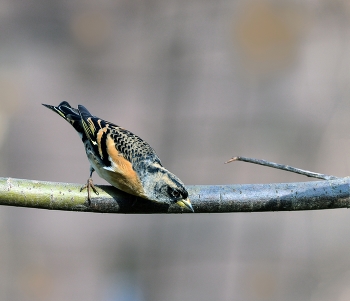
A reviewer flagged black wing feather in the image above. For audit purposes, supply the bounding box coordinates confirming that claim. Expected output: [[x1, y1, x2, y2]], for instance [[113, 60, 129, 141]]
[[77, 104, 162, 166]]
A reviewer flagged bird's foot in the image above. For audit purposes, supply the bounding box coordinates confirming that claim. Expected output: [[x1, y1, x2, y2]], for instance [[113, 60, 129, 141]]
[[80, 177, 99, 204]]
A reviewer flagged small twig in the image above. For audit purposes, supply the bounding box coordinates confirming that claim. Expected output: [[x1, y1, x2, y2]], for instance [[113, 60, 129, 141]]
[[225, 156, 340, 180]]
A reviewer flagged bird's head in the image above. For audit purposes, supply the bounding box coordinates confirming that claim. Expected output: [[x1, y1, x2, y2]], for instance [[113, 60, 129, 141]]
[[140, 162, 194, 212]]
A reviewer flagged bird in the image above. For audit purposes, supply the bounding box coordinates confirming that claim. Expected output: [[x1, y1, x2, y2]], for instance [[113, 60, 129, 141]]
[[42, 101, 194, 212]]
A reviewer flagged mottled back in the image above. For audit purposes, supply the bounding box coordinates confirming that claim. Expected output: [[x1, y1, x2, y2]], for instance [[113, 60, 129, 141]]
[[77, 105, 162, 168]]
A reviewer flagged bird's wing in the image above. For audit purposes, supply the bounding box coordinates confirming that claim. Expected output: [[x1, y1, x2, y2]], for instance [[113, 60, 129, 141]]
[[77, 104, 162, 170]]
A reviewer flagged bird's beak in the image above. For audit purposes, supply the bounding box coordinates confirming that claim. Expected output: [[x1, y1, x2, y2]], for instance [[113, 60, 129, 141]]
[[176, 198, 194, 212]]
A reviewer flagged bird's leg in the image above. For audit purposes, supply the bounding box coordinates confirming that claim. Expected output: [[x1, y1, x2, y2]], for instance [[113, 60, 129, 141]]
[[80, 167, 99, 204]]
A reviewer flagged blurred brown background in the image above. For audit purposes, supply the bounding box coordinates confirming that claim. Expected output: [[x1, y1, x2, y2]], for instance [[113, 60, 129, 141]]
[[1, 0, 350, 300]]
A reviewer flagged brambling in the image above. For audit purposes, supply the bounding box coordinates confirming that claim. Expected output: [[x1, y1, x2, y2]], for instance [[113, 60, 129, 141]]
[[43, 101, 194, 212]]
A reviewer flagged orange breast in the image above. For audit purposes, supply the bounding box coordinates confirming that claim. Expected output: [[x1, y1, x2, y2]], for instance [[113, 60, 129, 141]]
[[104, 135, 146, 198]]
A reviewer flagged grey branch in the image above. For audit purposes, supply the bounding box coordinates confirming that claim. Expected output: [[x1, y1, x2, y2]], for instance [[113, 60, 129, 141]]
[[1, 177, 349, 213]]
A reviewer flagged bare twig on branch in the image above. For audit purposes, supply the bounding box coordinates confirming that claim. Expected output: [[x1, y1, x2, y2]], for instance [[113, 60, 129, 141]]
[[0, 177, 349, 213], [225, 156, 340, 180]]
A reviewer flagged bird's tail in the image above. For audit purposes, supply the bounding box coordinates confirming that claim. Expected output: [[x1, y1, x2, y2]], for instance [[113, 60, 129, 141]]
[[42, 101, 85, 137]]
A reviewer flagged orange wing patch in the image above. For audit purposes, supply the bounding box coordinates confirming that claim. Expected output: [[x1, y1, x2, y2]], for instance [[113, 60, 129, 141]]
[[96, 127, 107, 158], [104, 135, 146, 197]]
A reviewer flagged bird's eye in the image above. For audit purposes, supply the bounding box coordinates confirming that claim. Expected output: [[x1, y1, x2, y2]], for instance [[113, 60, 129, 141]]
[[172, 190, 181, 198], [167, 187, 181, 199]]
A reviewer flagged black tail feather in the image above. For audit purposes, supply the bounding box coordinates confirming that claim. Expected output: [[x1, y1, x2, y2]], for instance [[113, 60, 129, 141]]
[[77, 104, 94, 118], [43, 102, 85, 139]]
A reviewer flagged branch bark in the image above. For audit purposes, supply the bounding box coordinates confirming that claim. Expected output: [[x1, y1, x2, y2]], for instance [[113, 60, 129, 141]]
[[1, 177, 349, 213]]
